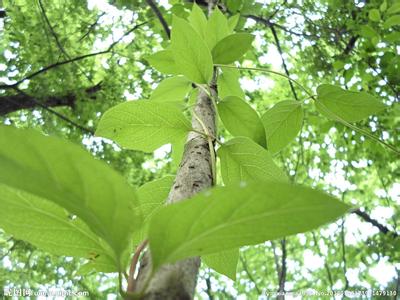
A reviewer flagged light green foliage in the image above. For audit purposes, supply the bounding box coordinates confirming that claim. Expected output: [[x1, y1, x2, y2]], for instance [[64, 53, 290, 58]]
[[261, 101, 304, 154], [146, 50, 180, 75], [368, 9, 381, 22], [0, 185, 115, 265], [217, 96, 266, 146], [212, 33, 254, 64], [0, 126, 140, 266], [171, 16, 213, 84], [205, 7, 230, 50], [96, 100, 191, 152], [316, 84, 385, 122], [188, 3, 207, 38], [148, 182, 350, 270], [217, 137, 287, 185], [217, 67, 245, 99], [133, 176, 175, 244], [228, 14, 241, 32], [383, 15, 400, 28], [203, 248, 239, 281], [150, 76, 192, 103]]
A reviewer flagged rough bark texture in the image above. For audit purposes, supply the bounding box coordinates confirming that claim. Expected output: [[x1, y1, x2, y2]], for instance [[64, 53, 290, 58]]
[[134, 85, 217, 299]]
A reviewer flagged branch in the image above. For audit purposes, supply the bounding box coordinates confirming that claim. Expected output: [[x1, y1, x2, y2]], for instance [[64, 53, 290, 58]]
[[146, 0, 170, 39], [12, 88, 94, 134], [79, 12, 106, 42], [269, 24, 298, 100], [311, 232, 334, 293], [0, 21, 147, 90], [342, 35, 359, 55], [0, 83, 101, 115], [353, 209, 399, 238], [277, 238, 287, 299], [239, 253, 262, 295]]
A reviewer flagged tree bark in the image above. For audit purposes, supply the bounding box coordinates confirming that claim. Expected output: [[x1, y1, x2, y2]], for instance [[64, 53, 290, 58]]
[[134, 83, 217, 299]]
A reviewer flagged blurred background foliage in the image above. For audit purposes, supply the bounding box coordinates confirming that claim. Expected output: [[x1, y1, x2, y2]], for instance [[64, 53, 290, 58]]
[[0, 0, 399, 298]]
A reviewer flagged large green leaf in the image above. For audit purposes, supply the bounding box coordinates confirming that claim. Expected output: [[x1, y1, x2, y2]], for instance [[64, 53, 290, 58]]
[[203, 248, 239, 281], [217, 137, 286, 185], [148, 182, 350, 270], [212, 33, 254, 64], [188, 3, 207, 38], [261, 100, 304, 154], [205, 8, 230, 50], [96, 101, 191, 152], [146, 49, 179, 75], [171, 16, 213, 84], [217, 67, 245, 99], [217, 96, 266, 146], [0, 185, 115, 265], [150, 76, 192, 103], [316, 84, 385, 122], [0, 125, 140, 265]]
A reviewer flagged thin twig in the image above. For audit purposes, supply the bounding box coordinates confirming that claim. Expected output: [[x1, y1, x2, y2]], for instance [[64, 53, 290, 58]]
[[145, 0, 170, 38], [127, 240, 149, 293], [239, 253, 262, 295], [0, 21, 147, 90]]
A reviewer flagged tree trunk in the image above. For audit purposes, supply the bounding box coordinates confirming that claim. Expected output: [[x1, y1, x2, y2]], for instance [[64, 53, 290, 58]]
[[134, 83, 217, 299]]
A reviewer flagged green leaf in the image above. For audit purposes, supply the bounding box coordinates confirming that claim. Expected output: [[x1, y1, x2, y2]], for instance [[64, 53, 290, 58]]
[[205, 7, 230, 50], [171, 16, 213, 84], [387, 3, 400, 15], [76, 255, 117, 275], [146, 50, 179, 75], [217, 137, 287, 185], [96, 100, 191, 152], [217, 96, 266, 147], [383, 15, 400, 28], [150, 76, 192, 103], [261, 100, 304, 154], [316, 84, 386, 122], [217, 67, 245, 99], [360, 25, 378, 39], [0, 126, 140, 265], [0, 185, 115, 265], [148, 182, 350, 270], [212, 33, 254, 64], [228, 14, 240, 32], [369, 9, 381, 22], [188, 3, 207, 38], [226, 0, 243, 12], [133, 176, 175, 244], [203, 248, 239, 281]]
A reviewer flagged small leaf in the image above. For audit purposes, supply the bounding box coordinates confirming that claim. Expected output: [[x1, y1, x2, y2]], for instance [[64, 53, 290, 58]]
[[146, 50, 179, 75], [188, 3, 207, 38], [217, 137, 287, 185], [96, 101, 191, 152], [228, 14, 240, 32], [0, 185, 115, 265], [171, 16, 213, 84], [212, 33, 254, 64], [369, 9, 381, 22], [205, 7, 230, 50], [150, 76, 192, 103], [316, 84, 386, 122], [383, 15, 400, 28], [217, 96, 265, 146], [0, 126, 141, 265], [217, 67, 245, 99], [148, 182, 350, 270], [387, 3, 400, 15], [261, 100, 304, 154], [203, 248, 239, 281]]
